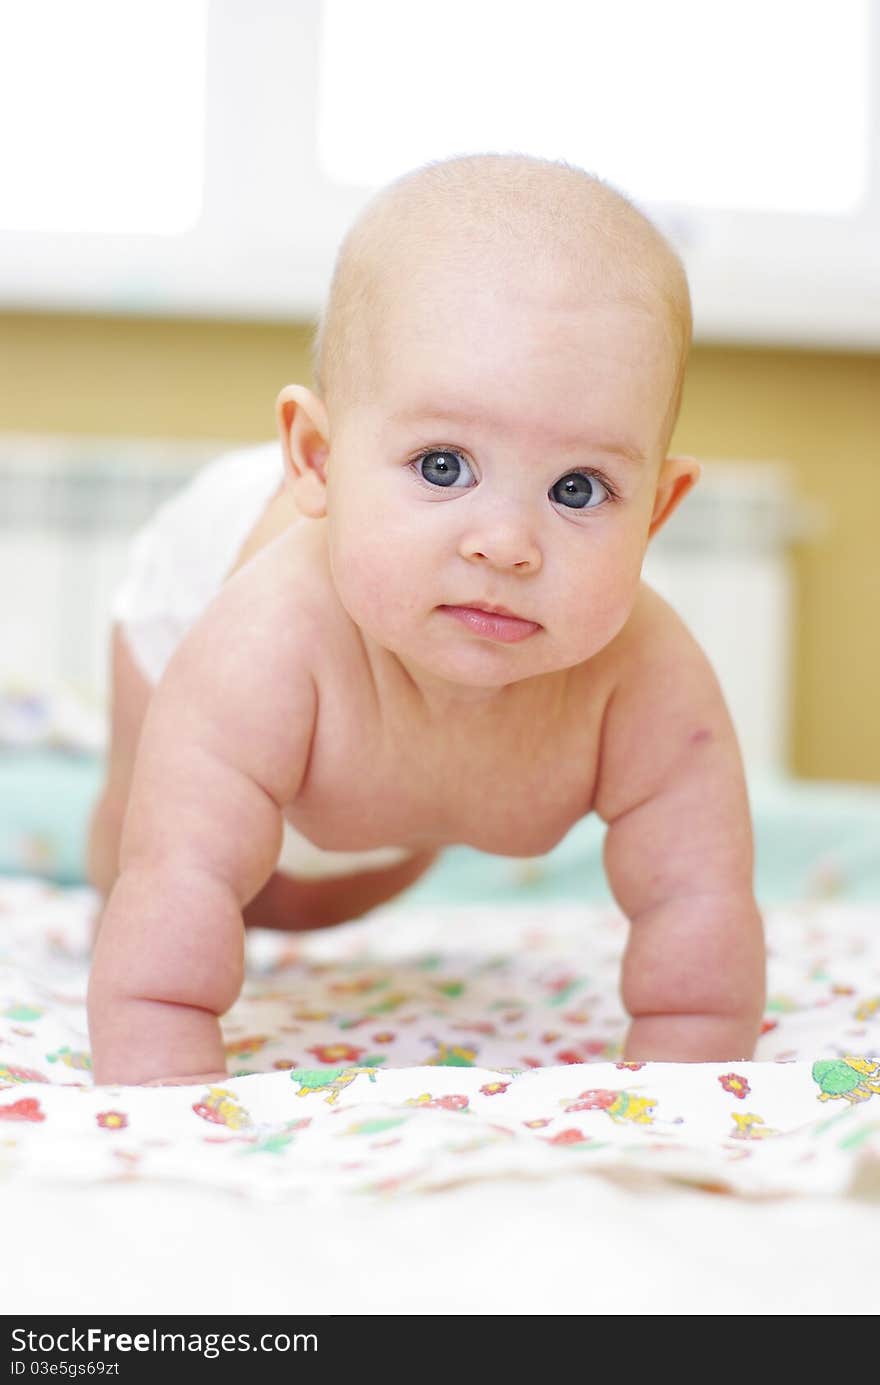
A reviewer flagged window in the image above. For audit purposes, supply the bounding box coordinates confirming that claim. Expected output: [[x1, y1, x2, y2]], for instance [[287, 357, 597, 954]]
[[0, 0, 207, 235], [318, 0, 869, 216], [0, 0, 876, 346]]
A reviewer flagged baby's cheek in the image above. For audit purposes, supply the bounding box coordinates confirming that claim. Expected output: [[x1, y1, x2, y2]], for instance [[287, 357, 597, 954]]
[[568, 576, 639, 659], [328, 528, 399, 629]]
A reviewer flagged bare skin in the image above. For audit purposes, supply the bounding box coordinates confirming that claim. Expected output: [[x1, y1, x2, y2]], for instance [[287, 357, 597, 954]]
[[87, 280, 765, 1085], [87, 482, 764, 1085], [87, 483, 603, 937], [87, 488, 442, 940]]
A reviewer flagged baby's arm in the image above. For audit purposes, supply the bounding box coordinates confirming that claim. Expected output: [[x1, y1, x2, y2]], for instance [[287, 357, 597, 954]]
[[87, 543, 318, 1085], [595, 596, 766, 1062]]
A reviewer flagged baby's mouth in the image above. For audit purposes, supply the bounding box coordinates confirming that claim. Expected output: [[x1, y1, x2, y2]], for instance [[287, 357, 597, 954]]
[[438, 605, 541, 643]]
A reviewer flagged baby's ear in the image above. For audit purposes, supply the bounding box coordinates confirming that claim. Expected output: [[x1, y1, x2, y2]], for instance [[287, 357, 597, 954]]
[[647, 454, 702, 539], [275, 385, 330, 518]]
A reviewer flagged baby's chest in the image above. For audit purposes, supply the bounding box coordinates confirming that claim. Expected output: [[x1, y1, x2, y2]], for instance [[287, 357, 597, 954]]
[[288, 689, 604, 858]]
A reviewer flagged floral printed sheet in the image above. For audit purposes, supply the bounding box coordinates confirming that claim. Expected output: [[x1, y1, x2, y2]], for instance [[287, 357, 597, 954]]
[[1, 875, 879, 1201]]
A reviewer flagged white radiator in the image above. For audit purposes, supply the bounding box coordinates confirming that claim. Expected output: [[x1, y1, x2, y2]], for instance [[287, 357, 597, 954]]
[[0, 435, 818, 775]]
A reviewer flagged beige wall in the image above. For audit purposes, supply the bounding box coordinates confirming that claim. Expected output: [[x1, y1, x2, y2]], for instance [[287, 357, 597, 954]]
[[1, 311, 878, 783]]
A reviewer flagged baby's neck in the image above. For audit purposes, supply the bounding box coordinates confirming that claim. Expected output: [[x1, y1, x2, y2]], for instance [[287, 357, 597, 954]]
[[365, 636, 570, 728]]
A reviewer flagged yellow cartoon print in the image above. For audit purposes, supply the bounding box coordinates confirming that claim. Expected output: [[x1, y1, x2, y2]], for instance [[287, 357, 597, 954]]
[[426, 1042, 477, 1067], [563, 1087, 657, 1125], [729, 1112, 779, 1140], [192, 1087, 253, 1130]]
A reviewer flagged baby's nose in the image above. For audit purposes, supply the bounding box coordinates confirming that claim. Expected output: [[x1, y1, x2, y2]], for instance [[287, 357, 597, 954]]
[[459, 515, 541, 571]]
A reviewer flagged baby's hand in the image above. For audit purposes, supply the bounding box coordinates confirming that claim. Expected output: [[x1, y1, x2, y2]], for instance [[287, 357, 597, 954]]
[[595, 598, 766, 1063], [87, 864, 246, 1085], [616, 890, 765, 1063]]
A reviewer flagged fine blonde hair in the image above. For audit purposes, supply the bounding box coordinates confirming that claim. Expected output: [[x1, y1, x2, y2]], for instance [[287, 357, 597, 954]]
[[311, 152, 692, 453]]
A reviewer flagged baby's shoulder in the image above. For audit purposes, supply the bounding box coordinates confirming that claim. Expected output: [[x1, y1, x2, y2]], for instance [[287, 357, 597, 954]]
[[151, 522, 327, 811], [609, 580, 709, 679], [593, 581, 737, 823], [180, 519, 331, 687]]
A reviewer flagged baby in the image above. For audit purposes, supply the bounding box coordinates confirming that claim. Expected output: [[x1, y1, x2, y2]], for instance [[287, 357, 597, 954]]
[[86, 153, 766, 1085]]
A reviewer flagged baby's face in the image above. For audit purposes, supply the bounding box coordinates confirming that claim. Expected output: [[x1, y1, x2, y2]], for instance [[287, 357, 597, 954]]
[[322, 271, 683, 705]]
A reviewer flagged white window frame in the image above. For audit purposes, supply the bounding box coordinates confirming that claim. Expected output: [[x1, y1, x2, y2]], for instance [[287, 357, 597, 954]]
[[1, 0, 878, 350]]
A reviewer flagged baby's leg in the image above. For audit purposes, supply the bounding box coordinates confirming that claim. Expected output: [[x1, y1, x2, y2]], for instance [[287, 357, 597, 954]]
[[86, 624, 151, 899], [88, 625, 440, 937], [241, 846, 441, 931]]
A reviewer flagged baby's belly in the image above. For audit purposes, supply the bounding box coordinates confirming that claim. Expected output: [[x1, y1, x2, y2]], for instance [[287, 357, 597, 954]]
[[280, 761, 592, 866], [285, 663, 599, 864]]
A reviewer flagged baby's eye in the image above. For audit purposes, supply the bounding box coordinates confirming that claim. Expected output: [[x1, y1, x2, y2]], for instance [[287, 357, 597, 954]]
[[550, 471, 612, 510], [413, 448, 474, 488], [412, 449, 615, 510]]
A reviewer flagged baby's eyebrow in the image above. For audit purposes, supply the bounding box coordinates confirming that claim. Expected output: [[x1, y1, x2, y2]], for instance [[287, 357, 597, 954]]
[[391, 405, 646, 464]]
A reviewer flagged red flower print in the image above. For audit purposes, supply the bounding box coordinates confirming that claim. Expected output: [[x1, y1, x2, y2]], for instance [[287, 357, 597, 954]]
[[556, 1049, 584, 1065], [557, 1043, 613, 1063], [615, 1061, 645, 1071], [223, 1035, 268, 1057], [571, 1088, 616, 1110], [523, 1118, 551, 1129], [546, 1128, 588, 1146], [760, 1019, 778, 1035], [96, 1110, 129, 1130], [307, 1043, 365, 1064], [0, 1097, 45, 1122], [434, 1094, 469, 1111], [718, 1072, 750, 1099], [479, 1081, 510, 1097], [408, 1093, 470, 1112]]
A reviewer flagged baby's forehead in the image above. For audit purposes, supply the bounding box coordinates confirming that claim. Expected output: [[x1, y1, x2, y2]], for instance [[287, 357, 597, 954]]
[[322, 165, 691, 432], [377, 276, 678, 391], [381, 237, 679, 337], [362, 269, 680, 452]]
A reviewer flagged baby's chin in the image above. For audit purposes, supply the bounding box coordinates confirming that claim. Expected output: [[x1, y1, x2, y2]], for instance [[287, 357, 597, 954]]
[[339, 586, 638, 685], [370, 622, 616, 691]]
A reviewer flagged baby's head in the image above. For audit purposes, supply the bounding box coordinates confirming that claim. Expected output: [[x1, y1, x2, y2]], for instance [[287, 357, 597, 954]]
[[278, 153, 700, 708]]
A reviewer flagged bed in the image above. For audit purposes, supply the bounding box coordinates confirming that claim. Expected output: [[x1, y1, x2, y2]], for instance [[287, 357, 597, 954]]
[[1, 686, 878, 1315]]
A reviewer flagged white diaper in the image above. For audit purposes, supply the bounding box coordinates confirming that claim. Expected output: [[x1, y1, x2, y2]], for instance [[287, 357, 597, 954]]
[[112, 442, 414, 882], [112, 442, 285, 686], [275, 830, 414, 881]]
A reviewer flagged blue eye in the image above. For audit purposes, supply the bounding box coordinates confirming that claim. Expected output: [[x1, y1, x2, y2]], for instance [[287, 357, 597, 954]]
[[410, 448, 617, 508], [414, 449, 473, 488], [550, 472, 611, 510]]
